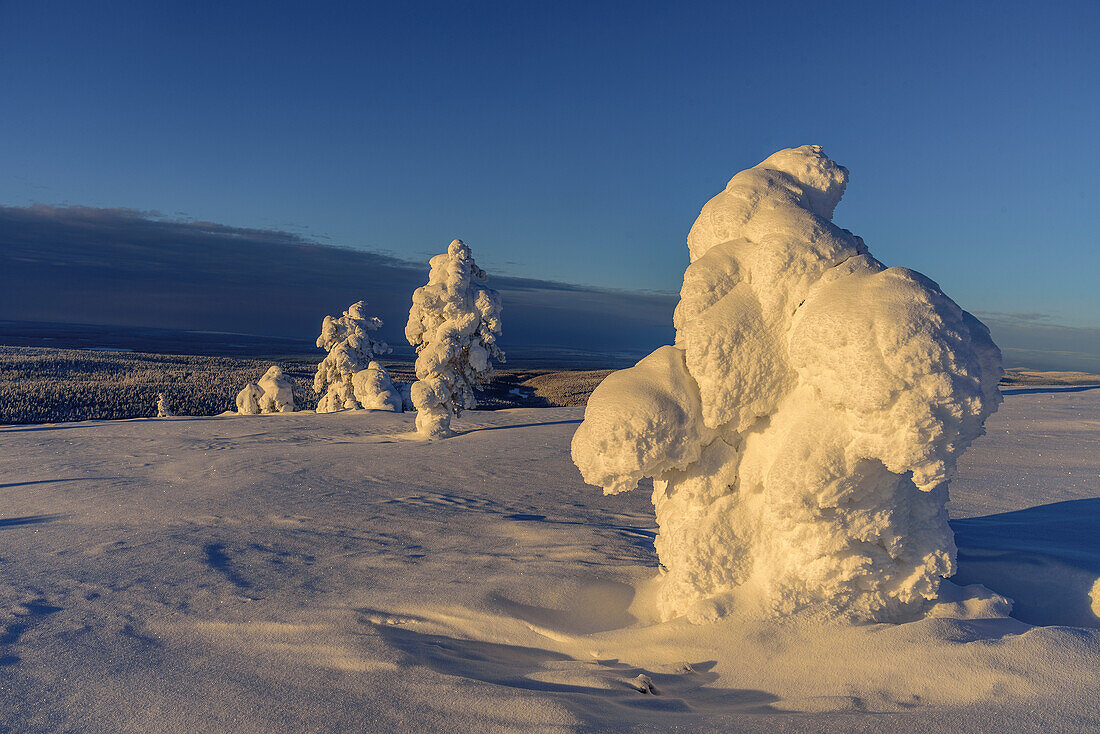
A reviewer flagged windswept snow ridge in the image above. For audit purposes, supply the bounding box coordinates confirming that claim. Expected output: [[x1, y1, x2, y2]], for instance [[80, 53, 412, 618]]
[[572, 146, 1003, 622], [406, 239, 504, 437]]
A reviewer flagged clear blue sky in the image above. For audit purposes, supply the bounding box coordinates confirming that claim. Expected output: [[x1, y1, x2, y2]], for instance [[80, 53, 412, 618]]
[[1, 0, 1097, 329]]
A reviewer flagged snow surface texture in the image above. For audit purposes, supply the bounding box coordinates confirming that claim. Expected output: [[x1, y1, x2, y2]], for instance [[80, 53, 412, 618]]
[[314, 301, 397, 413], [1, 391, 1097, 733], [406, 239, 504, 437], [236, 366, 296, 415], [572, 146, 1003, 623]]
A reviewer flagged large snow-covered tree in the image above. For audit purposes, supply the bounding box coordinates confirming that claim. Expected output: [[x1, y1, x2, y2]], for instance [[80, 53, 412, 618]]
[[571, 146, 1002, 623], [314, 301, 395, 413], [406, 239, 504, 437]]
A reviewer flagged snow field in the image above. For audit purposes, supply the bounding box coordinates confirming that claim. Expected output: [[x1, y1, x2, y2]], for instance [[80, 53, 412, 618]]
[[0, 388, 1097, 732]]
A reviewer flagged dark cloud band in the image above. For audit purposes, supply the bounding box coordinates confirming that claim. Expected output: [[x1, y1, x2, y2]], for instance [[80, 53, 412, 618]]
[[0, 205, 675, 356]]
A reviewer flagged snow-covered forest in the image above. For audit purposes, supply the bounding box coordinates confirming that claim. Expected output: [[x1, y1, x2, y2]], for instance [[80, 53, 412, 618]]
[[0, 346, 606, 425]]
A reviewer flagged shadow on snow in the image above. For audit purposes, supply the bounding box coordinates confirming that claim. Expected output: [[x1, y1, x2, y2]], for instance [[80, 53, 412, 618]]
[[951, 498, 1100, 628]]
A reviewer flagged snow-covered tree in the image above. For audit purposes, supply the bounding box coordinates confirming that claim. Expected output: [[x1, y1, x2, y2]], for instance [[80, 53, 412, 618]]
[[314, 301, 392, 413], [351, 361, 402, 411], [236, 383, 263, 415], [156, 393, 171, 418], [572, 146, 1002, 623], [257, 365, 295, 413], [406, 239, 504, 437], [236, 366, 295, 415]]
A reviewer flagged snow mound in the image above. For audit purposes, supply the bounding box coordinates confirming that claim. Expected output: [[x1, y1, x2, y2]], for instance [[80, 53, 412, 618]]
[[314, 301, 393, 413], [406, 239, 504, 437], [573, 145, 1002, 622]]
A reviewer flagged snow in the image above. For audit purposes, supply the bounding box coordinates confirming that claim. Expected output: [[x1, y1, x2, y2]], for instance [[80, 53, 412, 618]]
[[0, 388, 1097, 732], [235, 382, 263, 415], [406, 239, 504, 437], [257, 365, 295, 414], [236, 366, 296, 415], [351, 361, 402, 412], [314, 301, 392, 413], [572, 146, 1002, 622]]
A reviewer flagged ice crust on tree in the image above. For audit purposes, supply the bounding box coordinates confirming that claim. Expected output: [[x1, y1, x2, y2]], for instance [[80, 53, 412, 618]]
[[314, 301, 396, 413], [571, 145, 1003, 623], [236, 366, 296, 415], [406, 239, 504, 437]]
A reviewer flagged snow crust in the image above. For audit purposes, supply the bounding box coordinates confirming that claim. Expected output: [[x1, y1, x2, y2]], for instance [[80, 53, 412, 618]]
[[572, 146, 1003, 622], [405, 239, 504, 437], [236, 366, 296, 414], [314, 301, 394, 413]]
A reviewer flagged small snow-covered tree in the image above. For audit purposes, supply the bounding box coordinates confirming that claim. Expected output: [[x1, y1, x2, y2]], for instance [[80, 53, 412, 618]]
[[236, 383, 263, 415], [236, 366, 295, 415], [314, 301, 392, 413], [156, 393, 171, 418], [257, 365, 295, 413], [406, 239, 504, 437], [351, 361, 402, 411]]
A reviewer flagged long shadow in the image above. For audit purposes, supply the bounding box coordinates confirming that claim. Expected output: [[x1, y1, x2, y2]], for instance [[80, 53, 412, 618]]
[[1001, 384, 1100, 396], [0, 422, 111, 433], [0, 477, 112, 490], [951, 498, 1100, 627], [0, 515, 61, 529], [0, 415, 230, 432], [369, 622, 778, 719], [462, 419, 583, 434]]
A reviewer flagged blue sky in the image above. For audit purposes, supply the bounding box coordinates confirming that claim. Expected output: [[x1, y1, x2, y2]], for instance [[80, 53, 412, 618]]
[[1, 1, 1098, 365]]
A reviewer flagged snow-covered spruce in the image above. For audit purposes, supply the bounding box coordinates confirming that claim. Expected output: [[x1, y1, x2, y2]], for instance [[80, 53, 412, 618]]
[[156, 393, 171, 418], [406, 239, 504, 437], [571, 146, 1003, 623], [236, 366, 296, 415], [314, 301, 397, 413], [235, 383, 263, 415], [352, 361, 402, 412], [257, 365, 296, 413]]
